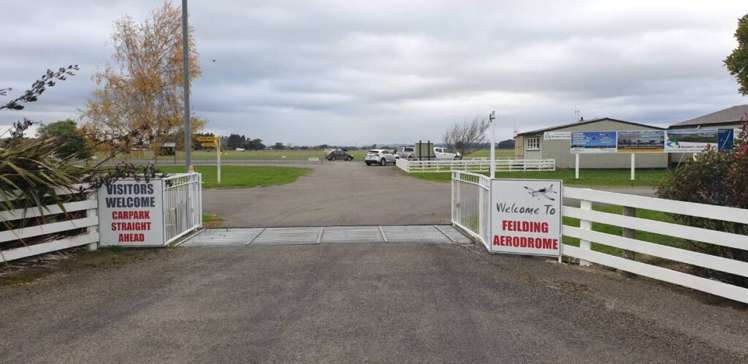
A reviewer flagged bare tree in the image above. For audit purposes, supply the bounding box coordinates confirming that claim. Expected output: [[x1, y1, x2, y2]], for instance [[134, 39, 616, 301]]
[[443, 117, 490, 157]]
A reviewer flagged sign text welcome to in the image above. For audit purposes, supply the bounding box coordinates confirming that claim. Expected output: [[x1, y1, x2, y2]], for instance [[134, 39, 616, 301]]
[[490, 179, 562, 257]]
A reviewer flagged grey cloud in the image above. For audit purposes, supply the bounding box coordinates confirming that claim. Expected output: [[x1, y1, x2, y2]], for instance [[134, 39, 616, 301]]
[[2, 0, 747, 144]]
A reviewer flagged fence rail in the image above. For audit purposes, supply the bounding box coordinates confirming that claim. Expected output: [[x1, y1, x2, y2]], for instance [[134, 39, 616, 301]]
[[0, 187, 98, 262], [562, 187, 748, 303], [398, 158, 555, 173]]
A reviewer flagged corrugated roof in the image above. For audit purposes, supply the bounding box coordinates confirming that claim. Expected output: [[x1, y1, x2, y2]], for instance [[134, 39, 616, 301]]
[[671, 104, 748, 128], [516, 118, 664, 137]]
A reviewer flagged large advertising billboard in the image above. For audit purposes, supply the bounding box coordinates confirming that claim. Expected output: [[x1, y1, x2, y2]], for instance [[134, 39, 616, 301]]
[[490, 179, 562, 257], [571, 131, 617, 153], [664, 129, 719, 153], [617, 130, 665, 153]]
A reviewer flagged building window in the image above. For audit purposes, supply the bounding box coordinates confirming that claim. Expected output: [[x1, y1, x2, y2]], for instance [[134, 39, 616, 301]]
[[526, 137, 540, 151]]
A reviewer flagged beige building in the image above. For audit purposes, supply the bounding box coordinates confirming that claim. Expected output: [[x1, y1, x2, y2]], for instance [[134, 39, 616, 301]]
[[515, 118, 668, 169]]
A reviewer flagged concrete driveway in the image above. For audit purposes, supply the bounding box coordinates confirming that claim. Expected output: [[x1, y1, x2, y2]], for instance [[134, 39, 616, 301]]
[[203, 162, 450, 227], [1, 243, 746, 363]]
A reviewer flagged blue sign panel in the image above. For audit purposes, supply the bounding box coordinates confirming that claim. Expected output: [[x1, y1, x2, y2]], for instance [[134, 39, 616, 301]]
[[571, 131, 617, 153], [718, 129, 735, 152]]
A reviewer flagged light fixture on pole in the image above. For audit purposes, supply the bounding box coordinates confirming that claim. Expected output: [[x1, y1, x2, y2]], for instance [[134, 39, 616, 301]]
[[181, 0, 192, 172], [489, 110, 496, 179]]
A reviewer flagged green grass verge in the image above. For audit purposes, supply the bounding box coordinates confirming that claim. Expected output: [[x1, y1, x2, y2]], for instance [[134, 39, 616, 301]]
[[158, 165, 310, 189], [409, 169, 667, 187], [202, 213, 224, 228]]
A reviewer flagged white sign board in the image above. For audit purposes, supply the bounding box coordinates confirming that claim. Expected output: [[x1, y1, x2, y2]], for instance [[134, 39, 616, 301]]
[[570, 131, 618, 153], [490, 179, 562, 257], [98, 180, 165, 247], [543, 131, 571, 140], [664, 129, 719, 153]]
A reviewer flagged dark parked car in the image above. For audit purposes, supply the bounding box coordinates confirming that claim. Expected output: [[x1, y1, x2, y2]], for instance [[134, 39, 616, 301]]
[[326, 148, 354, 161]]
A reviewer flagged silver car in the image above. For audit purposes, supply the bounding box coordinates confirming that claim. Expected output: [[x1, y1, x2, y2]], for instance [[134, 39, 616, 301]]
[[365, 149, 397, 166]]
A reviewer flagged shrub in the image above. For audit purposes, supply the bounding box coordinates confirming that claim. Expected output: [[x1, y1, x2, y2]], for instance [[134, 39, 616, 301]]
[[37, 119, 93, 159], [656, 122, 748, 286]]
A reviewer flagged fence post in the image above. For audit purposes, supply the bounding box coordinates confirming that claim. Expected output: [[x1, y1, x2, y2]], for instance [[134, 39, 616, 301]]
[[455, 172, 461, 223], [451, 172, 455, 222], [630, 153, 635, 181], [86, 200, 98, 251], [623, 206, 636, 261], [579, 199, 592, 266]]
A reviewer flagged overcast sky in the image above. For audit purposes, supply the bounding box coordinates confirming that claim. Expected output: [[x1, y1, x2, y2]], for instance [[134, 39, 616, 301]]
[[1, 1, 747, 145]]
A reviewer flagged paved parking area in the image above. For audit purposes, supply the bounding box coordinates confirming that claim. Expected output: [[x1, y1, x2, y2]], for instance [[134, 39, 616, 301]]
[[1, 243, 746, 363], [202, 162, 451, 227]]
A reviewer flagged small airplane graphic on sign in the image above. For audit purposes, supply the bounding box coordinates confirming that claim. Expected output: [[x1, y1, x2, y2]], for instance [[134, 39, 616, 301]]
[[524, 184, 557, 201]]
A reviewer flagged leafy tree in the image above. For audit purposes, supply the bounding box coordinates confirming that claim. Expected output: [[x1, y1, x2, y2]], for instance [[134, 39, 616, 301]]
[[226, 134, 246, 149], [83, 1, 201, 162], [246, 138, 265, 150], [497, 139, 515, 149], [725, 13, 748, 95], [443, 117, 490, 156], [273, 142, 286, 150], [37, 119, 92, 159]]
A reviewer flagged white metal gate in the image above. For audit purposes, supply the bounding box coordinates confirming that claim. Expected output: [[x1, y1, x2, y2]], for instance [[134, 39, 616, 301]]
[[163, 173, 203, 245], [451, 171, 491, 250]]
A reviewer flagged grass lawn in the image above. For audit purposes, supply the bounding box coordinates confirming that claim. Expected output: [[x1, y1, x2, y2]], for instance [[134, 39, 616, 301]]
[[409, 168, 668, 187], [158, 165, 310, 189]]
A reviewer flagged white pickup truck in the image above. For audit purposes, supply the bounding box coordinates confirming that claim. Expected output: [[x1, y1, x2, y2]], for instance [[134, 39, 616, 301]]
[[433, 147, 461, 160]]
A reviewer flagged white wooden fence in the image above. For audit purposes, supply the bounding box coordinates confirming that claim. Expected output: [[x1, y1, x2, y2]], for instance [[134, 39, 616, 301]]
[[397, 158, 556, 173], [563, 187, 748, 304], [0, 186, 98, 262], [451, 173, 748, 304]]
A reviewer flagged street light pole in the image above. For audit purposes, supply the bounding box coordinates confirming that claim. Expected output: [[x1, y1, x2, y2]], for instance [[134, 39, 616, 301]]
[[181, 0, 192, 172], [489, 110, 496, 179]]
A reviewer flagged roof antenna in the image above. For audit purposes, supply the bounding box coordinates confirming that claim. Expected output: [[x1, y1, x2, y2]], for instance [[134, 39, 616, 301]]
[[574, 109, 584, 122]]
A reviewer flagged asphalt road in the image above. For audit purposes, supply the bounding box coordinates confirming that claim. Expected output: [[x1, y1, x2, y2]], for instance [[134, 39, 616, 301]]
[[203, 162, 451, 227], [1, 243, 746, 363]]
